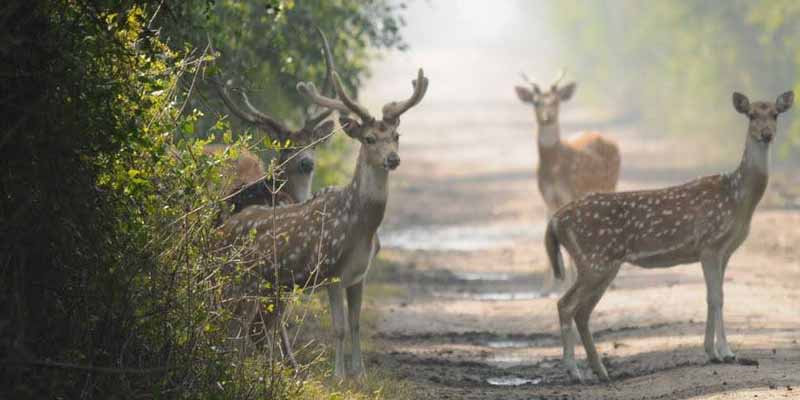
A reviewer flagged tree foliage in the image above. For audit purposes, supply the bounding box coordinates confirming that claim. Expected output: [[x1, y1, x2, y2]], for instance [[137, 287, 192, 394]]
[[0, 1, 406, 398], [549, 0, 800, 162]]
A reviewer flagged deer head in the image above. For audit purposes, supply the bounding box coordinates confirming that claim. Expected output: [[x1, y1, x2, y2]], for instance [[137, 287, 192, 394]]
[[733, 91, 794, 144], [212, 79, 335, 201], [296, 29, 428, 172], [515, 69, 576, 126]]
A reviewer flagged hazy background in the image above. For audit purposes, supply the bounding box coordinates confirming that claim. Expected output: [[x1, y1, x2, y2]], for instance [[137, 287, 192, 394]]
[[364, 0, 800, 167]]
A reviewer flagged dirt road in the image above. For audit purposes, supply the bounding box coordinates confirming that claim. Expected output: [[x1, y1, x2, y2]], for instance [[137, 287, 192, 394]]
[[360, 97, 800, 399]]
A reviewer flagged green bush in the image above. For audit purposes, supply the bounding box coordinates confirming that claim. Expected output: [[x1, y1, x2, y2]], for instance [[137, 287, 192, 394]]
[[549, 0, 800, 162], [0, 1, 405, 399]]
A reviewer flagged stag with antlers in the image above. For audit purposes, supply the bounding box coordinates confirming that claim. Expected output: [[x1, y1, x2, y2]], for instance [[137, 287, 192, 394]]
[[206, 46, 338, 367], [544, 91, 793, 382], [220, 29, 428, 378], [211, 79, 335, 208]]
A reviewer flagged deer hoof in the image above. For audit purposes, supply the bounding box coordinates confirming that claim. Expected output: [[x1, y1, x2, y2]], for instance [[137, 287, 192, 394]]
[[595, 367, 611, 383], [722, 354, 737, 364], [565, 365, 584, 383], [706, 349, 722, 364]]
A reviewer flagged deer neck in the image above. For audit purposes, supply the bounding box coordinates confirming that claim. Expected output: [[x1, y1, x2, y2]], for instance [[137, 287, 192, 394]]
[[285, 173, 313, 203], [537, 121, 562, 166], [730, 135, 769, 220], [346, 145, 389, 235]]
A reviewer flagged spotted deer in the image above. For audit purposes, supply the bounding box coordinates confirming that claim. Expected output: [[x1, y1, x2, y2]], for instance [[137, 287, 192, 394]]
[[209, 67, 335, 367], [220, 30, 428, 378], [543, 91, 793, 382], [515, 70, 621, 214]]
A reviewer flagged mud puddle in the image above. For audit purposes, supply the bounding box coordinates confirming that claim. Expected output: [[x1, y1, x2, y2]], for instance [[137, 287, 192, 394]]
[[486, 376, 543, 386], [382, 223, 546, 251], [432, 290, 550, 301]]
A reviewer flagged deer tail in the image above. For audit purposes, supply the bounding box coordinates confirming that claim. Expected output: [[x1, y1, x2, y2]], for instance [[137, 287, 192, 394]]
[[545, 217, 565, 280]]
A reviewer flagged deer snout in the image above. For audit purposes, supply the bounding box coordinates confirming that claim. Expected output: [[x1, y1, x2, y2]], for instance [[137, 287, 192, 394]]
[[761, 131, 774, 142], [298, 158, 315, 174], [384, 152, 401, 170]]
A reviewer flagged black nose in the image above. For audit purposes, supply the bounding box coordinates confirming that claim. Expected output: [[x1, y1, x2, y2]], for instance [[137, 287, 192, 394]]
[[385, 153, 401, 170], [298, 158, 314, 174]]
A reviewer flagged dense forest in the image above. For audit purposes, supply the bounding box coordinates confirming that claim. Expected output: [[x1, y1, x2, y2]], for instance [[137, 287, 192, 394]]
[[0, 1, 406, 399], [550, 0, 800, 161]]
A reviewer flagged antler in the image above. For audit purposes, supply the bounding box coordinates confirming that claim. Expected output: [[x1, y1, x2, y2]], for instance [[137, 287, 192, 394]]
[[520, 72, 534, 86], [301, 27, 337, 131], [331, 72, 374, 122], [212, 78, 290, 136], [297, 29, 375, 122], [382, 68, 429, 122], [297, 81, 352, 115], [551, 68, 567, 89], [303, 108, 334, 131]]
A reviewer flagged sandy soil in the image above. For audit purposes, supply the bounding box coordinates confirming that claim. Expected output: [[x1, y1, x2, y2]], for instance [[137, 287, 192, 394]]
[[359, 98, 800, 399]]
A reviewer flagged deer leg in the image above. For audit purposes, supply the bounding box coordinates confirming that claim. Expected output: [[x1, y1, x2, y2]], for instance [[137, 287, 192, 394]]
[[573, 264, 620, 383], [564, 254, 578, 287], [280, 322, 299, 371], [346, 281, 366, 377], [327, 282, 347, 379], [233, 299, 259, 355], [715, 253, 735, 361], [557, 279, 584, 382], [700, 255, 723, 362]]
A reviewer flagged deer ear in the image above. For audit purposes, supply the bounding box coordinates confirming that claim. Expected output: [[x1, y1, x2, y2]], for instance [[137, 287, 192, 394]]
[[339, 116, 362, 139], [732, 92, 750, 114], [515, 86, 534, 103], [776, 91, 794, 114], [312, 120, 336, 141], [557, 82, 576, 101]]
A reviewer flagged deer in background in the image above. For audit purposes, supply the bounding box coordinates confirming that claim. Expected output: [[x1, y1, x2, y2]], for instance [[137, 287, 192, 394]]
[[515, 70, 621, 284], [544, 91, 793, 382], [211, 79, 335, 207], [515, 70, 621, 215], [208, 68, 335, 367], [220, 29, 428, 379]]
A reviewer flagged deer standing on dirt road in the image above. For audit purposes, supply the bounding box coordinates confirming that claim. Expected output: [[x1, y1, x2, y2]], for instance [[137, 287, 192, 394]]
[[221, 31, 428, 378], [515, 70, 621, 215], [544, 91, 793, 382]]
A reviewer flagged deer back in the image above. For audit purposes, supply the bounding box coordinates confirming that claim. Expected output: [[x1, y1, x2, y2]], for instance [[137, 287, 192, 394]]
[[221, 184, 360, 288], [552, 174, 738, 268]]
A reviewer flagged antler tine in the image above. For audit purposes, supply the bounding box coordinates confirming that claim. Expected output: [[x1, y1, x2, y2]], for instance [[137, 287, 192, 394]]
[[331, 72, 374, 122], [382, 68, 429, 122], [552, 68, 567, 89], [304, 108, 334, 130], [296, 80, 351, 115], [319, 28, 373, 121], [212, 78, 258, 125], [301, 27, 338, 131], [237, 90, 290, 133], [316, 27, 335, 100], [520, 72, 534, 85], [211, 74, 291, 136]]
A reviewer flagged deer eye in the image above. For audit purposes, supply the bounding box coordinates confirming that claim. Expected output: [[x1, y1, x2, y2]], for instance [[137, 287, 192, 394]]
[[364, 136, 376, 145]]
